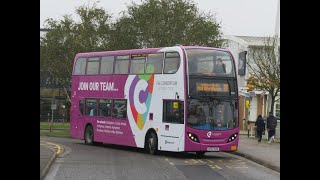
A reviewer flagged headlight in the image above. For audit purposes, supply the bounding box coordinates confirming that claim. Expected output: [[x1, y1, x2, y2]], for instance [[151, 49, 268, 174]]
[[187, 132, 200, 143], [227, 133, 238, 143]]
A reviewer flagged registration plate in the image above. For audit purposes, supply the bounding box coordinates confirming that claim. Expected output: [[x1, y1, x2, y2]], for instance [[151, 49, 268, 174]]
[[207, 147, 219, 151]]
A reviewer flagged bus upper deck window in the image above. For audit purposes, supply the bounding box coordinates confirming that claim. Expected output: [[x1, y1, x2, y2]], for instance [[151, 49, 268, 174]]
[[86, 57, 100, 75], [74, 58, 87, 75], [114, 55, 129, 74], [146, 53, 163, 74], [101, 56, 114, 74], [164, 52, 180, 74]]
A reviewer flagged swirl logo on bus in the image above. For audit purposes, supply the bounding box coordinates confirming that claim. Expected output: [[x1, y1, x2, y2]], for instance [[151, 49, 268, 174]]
[[128, 65, 155, 130]]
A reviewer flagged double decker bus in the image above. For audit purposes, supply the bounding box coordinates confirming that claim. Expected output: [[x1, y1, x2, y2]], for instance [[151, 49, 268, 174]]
[[70, 45, 239, 156]]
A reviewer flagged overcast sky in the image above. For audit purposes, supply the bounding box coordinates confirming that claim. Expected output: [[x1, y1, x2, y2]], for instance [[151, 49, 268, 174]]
[[40, 0, 279, 36]]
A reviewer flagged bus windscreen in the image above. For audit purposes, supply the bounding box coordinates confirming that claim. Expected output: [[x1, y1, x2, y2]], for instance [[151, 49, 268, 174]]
[[186, 49, 235, 77]]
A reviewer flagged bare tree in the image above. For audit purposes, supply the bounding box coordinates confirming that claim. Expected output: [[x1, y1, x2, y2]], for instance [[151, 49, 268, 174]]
[[246, 36, 280, 114]]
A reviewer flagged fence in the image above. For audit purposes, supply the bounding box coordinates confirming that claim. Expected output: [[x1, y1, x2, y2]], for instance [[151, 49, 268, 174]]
[[40, 114, 69, 123]]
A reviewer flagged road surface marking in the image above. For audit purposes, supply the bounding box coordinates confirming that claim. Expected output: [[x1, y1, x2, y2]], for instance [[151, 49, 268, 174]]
[[40, 141, 63, 154], [185, 159, 199, 164], [209, 164, 222, 170], [206, 160, 214, 164]]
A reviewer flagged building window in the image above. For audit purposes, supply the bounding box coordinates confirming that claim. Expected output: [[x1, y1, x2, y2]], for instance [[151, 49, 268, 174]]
[[275, 102, 280, 118]]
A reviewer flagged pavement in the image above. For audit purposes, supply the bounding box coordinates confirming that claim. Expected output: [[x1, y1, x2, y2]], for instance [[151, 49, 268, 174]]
[[40, 131, 280, 178], [40, 141, 63, 180], [231, 131, 280, 172]]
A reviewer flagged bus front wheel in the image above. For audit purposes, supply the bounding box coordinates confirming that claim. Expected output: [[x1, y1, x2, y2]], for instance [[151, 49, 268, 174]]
[[84, 125, 94, 145], [147, 132, 158, 155]]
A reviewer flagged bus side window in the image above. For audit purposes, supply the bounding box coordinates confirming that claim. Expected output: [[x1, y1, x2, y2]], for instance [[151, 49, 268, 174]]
[[114, 55, 129, 74], [99, 99, 112, 117], [164, 52, 180, 74], [146, 53, 163, 74], [113, 100, 127, 119], [163, 100, 184, 124], [100, 56, 114, 74], [79, 99, 85, 115], [130, 56, 146, 74], [85, 99, 97, 116], [74, 58, 87, 75], [86, 57, 100, 75]]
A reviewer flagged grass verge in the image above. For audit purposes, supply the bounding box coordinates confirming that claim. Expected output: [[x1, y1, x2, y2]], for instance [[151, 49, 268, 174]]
[[40, 130, 70, 137], [40, 122, 70, 129]]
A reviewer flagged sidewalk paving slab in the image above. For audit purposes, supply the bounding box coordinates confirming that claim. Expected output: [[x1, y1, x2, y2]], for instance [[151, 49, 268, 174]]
[[230, 134, 280, 172]]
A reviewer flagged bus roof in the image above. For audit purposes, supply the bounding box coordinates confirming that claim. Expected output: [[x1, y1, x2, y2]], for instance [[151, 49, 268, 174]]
[[75, 46, 230, 59], [75, 48, 161, 59], [181, 46, 230, 52], [181, 46, 228, 52]]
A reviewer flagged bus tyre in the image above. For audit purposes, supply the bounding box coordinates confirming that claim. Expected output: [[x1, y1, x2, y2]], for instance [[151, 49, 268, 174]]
[[196, 152, 205, 157], [84, 125, 94, 145], [147, 132, 158, 155]]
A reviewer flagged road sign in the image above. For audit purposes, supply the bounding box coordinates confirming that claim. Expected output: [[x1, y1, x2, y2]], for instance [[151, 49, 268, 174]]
[[245, 100, 250, 109], [51, 104, 57, 110]]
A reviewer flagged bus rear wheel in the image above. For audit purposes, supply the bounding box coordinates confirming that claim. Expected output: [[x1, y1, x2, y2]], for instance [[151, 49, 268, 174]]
[[84, 125, 94, 145], [147, 132, 158, 155]]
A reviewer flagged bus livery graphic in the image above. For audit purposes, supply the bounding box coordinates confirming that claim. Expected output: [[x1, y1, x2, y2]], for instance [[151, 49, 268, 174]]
[[128, 65, 155, 130], [71, 46, 239, 155]]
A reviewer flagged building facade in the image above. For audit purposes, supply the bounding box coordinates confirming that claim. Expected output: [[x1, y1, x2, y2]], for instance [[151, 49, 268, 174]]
[[222, 35, 280, 138]]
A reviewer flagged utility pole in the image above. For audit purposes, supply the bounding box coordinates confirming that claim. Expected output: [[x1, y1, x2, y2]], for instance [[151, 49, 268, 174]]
[[50, 97, 57, 132]]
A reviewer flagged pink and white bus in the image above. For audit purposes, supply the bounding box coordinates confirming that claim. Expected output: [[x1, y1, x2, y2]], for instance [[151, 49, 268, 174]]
[[70, 45, 239, 156]]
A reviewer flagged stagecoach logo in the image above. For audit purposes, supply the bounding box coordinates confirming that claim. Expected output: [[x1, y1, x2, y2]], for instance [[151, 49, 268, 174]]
[[207, 131, 212, 138], [207, 132, 222, 138], [128, 65, 155, 130]]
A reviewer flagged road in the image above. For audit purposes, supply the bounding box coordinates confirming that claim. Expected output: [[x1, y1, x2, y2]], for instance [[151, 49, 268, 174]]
[[41, 137, 279, 180]]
